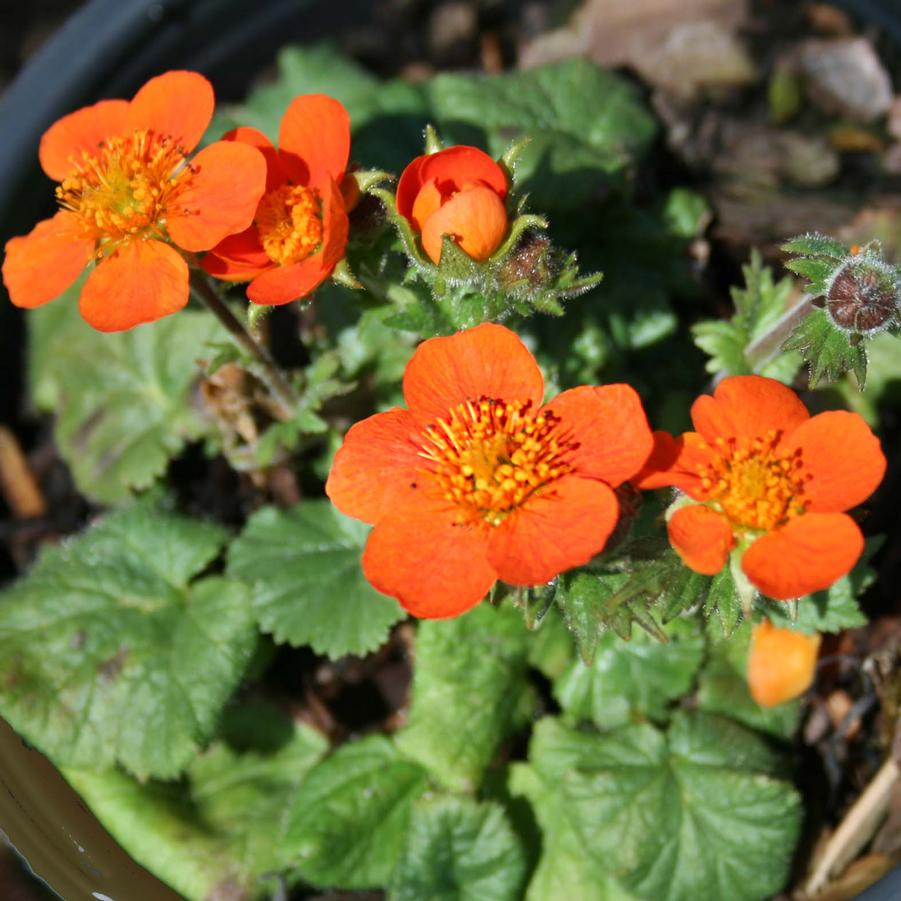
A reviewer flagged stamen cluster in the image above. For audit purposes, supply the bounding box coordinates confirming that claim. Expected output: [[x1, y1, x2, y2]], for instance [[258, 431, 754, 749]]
[[56, 130, 191, 249], [698, 431, 809, 531], [419, 397, 576, 525], [255, 184, 323, 265]]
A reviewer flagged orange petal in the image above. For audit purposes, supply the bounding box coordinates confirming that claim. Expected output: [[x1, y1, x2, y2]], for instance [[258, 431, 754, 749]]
[[129, 70, 214, 153], [633, 431, 715, 498], [362, 496, 496, 619], [410, 178, 443, 232], [420, 146, 508, 198], [246, 177, 349, 305], [403, 322, 544, 428], [741, 512, 864, 600], [748, 620, 821, 707], [222, 126, 287, 193], [543, 385, 653, 488], [278, 94, 350, 191], [633, 431, 683, 489], [691, 375, 809, 445], [421, 185, 507, 263], [2, 213, 93, 308], [786, 411, 885, 513], [79, 239, 188, 332], [202, 227, 272, 282], [167, 141, 267, 252], [668, 504, 734, 575], [396, 154, 431, 219], [326, 409, 422, 524], [39, 99, 130, 181], [488, 476, 619, 585]]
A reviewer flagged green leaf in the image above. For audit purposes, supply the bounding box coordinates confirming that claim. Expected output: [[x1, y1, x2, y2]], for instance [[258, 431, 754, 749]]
[[553, 621, 704, 729], [516, 713, 801, 901], [704, 565, 743, 637], [65, 707, 329, 900], [756, 539, 877, 634], [395, 603, 532, 792], [782, 307, 868, 388], [697, 623, 800, 739], [509, 762, 634, 901], [29, 288, 225, 504], [781, 232, 847, 259], [389, 797, 527, 901], [227, 501, 404, 658], [526, 605, 575, 681], [429, 59, 656, 210], [0, 502, 257, 778], [284, 735, 429, 889], [692, 250, 802, 380]]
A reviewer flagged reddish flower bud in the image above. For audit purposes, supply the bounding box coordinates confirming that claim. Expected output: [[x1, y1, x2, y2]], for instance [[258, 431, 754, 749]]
[[396, 146, 509, 264], [824, 257, 899, 334]]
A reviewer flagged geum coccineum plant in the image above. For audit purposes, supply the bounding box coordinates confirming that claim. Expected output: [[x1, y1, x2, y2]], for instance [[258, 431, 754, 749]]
[[640, 374, 885, 600], [327, 322, 654, 617], [2, 71, 266, 331], [203, 94, 356, 305]]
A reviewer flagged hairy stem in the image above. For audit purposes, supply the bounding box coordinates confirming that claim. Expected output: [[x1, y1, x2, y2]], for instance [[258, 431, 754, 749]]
[[190, 270, 299, 415], [744, 293, 813, 371]]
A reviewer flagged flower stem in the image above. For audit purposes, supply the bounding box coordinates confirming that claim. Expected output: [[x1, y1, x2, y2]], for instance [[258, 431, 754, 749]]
[[744, 293, 813, 372], [190, 270, 299, 415]]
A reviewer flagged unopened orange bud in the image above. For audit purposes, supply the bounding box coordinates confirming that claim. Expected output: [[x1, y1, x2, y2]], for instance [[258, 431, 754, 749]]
[[396, 145, 509, 264], [748, 620, 821, 707]]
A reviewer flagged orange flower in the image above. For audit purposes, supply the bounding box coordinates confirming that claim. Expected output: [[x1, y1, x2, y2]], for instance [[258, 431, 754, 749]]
[[202, 95, 352, 305], [326, 323, 654, 618], [748, 620, 821, 707], [2, 71, 266, 332], [639, 375, 885, 600], [396, 146, 509, 264]]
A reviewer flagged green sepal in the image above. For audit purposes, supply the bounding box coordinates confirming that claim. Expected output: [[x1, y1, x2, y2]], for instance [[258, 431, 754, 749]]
[[782, 307, 869, 388]]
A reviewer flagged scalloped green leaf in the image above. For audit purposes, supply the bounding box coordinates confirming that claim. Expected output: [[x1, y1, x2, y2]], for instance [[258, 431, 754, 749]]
[[227, 501, 404, 658], [782, 307, 868, 387], [395, 603, 532, 792], [389, 797, 527, 901], [428, 59, 656, 210], [28, 286, 225, 504], [781, 232, 847, 259], [0, 502, 257, 779], [284, 735, 430, 889], [514, 713, 801, 901]]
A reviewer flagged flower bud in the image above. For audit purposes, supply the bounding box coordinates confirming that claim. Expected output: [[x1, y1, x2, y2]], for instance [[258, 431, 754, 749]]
[[747, 620, 821, 707], [823, 256, 899, 334], [396, 146, 509, 264]]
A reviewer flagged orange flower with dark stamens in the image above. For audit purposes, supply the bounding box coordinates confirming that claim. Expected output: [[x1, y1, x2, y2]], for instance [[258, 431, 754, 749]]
[[326, 323, 654, 618], [396, 146, 509, 264], [2, 71, 266, 332], [202, 95, 352, 305], [638, 375, 885, 600], [748, 620, 821, 707]]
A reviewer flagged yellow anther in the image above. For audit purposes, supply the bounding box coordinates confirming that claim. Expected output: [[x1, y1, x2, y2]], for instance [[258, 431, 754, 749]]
[[256, 184, 323, 265]]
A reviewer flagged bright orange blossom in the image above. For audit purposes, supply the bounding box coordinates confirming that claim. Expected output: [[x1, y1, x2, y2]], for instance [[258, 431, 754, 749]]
[[396, 145, 509, 265], [748, 620, 821, 707], [203, 94, 352, 305], [326, 323, 654, 618], [639, 375, 885, 600], [2, 71, 266, 331]]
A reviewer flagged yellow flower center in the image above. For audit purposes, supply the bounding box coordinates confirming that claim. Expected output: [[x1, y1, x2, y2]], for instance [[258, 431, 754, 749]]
[[698, 431, 809, 532], [56, 129, 191, 250], [255, 184, 323, 265], [419, 398, 576, 526]]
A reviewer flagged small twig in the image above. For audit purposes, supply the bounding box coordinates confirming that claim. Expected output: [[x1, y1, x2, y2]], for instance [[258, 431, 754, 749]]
[[804, 756, 900, 896], [190, 270, 300, 415], [0, 427, 46, 519], [744, 292, 813, 372]]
